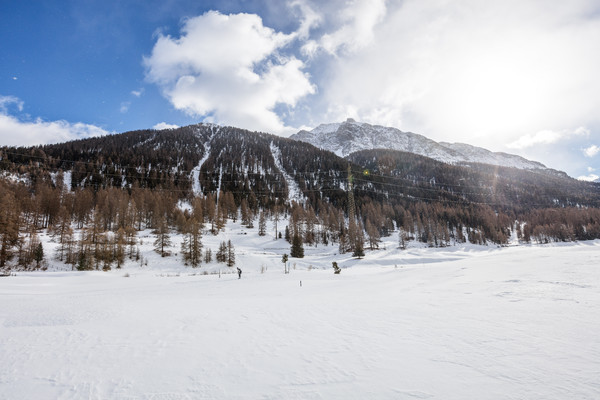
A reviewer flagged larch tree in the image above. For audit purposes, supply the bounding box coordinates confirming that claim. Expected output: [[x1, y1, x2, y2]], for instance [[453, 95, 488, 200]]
[[0, 191, 21, 268], [153, 215, 172, 257], [258, 211, 267, 236], [226, 240, 235, 267], [181, 217, 203, 267]]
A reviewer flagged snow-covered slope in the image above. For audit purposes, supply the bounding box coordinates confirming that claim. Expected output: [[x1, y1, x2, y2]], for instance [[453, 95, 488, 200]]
[[2, 234, 599, 399], [291, 119, 547, 170]]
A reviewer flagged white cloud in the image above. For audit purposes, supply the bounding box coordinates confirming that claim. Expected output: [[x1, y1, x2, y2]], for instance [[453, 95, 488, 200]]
[[302, 0, 600, 148], [131, 88, 144, 97], [584, 144, 600, 157], [319, 0, 387, 54], [507, 127, 590, 149], [120, 102, 130, 114], [0, 114, 109, 146], [289, 0, 322, 40], [0, 95, 24, 113], [507, 130, 565, 149], [153, 122, 179, 130], [142, 0, 600, 169], [577, 173, 599, 182], [0, 96, 109, 146], [144, 10, 315, 134]]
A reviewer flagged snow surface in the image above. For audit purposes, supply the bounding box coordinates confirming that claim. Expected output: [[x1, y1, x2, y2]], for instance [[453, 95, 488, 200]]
[[1, 222, 599, 399]]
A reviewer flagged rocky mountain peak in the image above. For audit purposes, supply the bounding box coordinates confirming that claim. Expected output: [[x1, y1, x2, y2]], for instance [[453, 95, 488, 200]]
[[290, 120, 547, 171]]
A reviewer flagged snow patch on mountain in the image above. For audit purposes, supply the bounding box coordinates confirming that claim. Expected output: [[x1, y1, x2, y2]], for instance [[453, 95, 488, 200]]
[[191, 146, 210, 197], [270, 142, 305, 205], [0, 170, 29, 184], [291, 119, 547, 171], [190, 125, 220, 196]]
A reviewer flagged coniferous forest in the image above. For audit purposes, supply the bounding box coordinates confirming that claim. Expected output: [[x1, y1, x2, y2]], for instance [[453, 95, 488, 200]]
[[2, 123, 600, 271]]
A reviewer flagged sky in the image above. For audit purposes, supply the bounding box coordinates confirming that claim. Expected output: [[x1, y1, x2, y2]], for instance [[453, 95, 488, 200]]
[[1, 0, 600, 180]]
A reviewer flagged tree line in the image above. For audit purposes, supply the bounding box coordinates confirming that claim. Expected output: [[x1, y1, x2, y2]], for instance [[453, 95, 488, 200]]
[[3, 124, 600, 270]]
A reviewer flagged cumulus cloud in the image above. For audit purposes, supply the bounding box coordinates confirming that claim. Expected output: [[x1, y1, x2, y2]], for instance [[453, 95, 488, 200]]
[[301, 0, 600, 149], [584, 144, 600, 157], [144, 11, 315, 134], [0, 96, 109, 146], [153, 122, 179, 130]]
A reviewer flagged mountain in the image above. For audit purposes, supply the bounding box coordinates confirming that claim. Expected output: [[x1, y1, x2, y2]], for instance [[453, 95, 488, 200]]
[[1, 122, 593, 212], [2, 121, 600, 272], [291, 119, 547, 171]]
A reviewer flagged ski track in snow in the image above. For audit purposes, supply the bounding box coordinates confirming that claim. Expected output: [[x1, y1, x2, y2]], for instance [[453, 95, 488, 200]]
[[270, 142, 305, 205], [1, 238, 600, 399]]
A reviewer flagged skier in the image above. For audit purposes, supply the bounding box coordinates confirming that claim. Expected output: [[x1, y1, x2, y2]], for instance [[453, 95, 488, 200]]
[[237, 267, 242, 279]]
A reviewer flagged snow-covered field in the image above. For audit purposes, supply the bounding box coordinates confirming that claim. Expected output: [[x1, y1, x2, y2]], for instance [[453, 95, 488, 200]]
[[1, 233, 599, 399]]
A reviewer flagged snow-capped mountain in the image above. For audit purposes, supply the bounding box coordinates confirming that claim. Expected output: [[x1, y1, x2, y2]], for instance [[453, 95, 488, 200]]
[[291, 119, 547, 170]]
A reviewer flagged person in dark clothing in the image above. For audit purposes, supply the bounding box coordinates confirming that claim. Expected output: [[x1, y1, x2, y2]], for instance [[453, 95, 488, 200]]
[[237, 267, 242, 279]]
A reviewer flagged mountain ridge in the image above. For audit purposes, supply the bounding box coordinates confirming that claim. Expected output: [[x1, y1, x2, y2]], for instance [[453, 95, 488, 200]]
[[291, 119, 547, 171]]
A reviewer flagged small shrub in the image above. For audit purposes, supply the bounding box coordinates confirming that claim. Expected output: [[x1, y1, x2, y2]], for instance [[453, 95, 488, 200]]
[[332, 261, 341, 274]]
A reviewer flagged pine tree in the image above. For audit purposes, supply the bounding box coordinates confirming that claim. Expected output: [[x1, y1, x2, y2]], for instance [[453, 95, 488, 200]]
[[258, 211, 267, 236], [34, 242, 44, 269], [216, 241, 228, 263], [77, 251, 90, 271], [290, 232, 304, 258], [281, 253, 288, 273]]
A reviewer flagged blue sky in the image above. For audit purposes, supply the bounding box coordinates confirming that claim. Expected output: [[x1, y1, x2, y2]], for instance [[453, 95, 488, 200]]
[[1, 0, 600, 180]]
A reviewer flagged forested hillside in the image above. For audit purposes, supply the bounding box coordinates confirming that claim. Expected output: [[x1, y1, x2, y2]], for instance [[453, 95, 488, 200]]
[[2, 123, 600, 271]]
